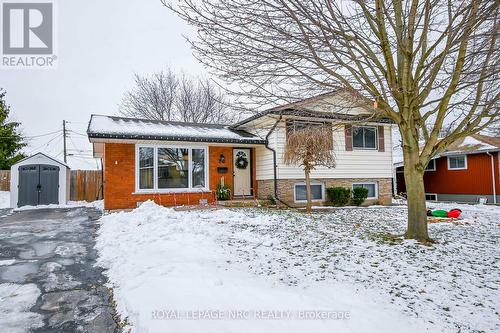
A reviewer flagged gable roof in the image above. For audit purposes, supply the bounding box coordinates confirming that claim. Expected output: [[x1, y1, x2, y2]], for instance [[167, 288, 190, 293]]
[[13, 152, 70, 168], [87, 115, 266, 145], [231, 90, 392, 128], [393, 134, 500, 167]]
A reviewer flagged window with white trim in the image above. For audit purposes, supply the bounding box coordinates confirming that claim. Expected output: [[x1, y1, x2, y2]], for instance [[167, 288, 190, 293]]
[[136, 145, 208, 191], [138, 147, 154, 189], [425, 193, 437, 201], [447, 155, 467, 170], [352, 126, 377, 149], [294, 183, 324, 202], [352, 182, 378, 199], [425, 159, 436, 171]]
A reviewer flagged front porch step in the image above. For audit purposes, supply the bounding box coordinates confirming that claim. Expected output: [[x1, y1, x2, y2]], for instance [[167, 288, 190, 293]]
[[217, 199, 260, 207]]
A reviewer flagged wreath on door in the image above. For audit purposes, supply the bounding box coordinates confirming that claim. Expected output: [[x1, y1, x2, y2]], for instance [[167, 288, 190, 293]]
[[235, 151, 249, 169]]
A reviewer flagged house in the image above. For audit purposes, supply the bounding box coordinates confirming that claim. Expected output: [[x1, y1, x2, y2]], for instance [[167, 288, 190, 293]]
[[10, 152, 71, 208], [395, 134, 500, 204], [87, 91, 395, 210]]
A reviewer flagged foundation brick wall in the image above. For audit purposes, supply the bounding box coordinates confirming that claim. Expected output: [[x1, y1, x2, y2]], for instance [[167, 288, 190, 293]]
[[257, 178, 393, 206]]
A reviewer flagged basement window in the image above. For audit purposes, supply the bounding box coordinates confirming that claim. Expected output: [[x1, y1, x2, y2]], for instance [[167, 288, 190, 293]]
[[352, 182, 378, 199], [294, 183, 324, 202], [425, 193, 438, 201]]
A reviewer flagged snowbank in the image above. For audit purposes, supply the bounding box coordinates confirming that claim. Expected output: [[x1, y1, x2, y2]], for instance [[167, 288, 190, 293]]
[[0, 191, 9, 209], [13, 200, 103, 212], [96, 201, 439, 333]]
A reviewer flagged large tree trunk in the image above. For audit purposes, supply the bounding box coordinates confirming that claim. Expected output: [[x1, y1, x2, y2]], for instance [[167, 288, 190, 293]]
[[403, 158, 430, 242], [305, 167, 312, 213]]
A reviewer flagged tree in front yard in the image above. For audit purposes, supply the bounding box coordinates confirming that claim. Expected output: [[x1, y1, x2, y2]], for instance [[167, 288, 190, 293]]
[[167, 0, 499, 241], [284, 125, 336, 213], [0, 89, 25, 170]]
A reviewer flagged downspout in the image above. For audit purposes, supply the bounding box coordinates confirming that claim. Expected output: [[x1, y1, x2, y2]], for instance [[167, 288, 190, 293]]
[[265, 115, 290, 206], [486, 152, 497, 204]]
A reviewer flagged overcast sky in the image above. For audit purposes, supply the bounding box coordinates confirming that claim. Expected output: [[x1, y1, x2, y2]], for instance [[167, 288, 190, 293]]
[[2, 0, 203, 169]]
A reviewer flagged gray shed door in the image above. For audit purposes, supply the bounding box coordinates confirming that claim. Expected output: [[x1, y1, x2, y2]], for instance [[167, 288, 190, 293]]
[[18, 164, 60, 207]]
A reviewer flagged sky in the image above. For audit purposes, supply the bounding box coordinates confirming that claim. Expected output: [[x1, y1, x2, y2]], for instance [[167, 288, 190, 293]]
[[2, 0, 203, 169]]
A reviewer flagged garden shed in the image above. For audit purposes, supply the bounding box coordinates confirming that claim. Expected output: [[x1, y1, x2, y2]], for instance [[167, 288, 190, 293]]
[[10, 152, 70, 208]]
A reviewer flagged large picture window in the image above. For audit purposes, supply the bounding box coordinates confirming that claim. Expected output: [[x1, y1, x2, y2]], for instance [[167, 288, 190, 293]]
[[352, 126, 377, 149], [136, 145, 208, 191]]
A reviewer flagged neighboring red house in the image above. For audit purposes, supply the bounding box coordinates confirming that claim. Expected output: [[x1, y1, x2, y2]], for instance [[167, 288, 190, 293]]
[[395, 134, 500, 204]]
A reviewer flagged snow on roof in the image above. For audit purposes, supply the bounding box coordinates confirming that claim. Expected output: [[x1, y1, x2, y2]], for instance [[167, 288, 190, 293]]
[[393, 134, 500, 166], [13, 152, 70, 168], [87, 115, 266, 144]]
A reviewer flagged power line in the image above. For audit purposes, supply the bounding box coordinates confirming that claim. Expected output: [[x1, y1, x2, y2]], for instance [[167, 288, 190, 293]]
[[27, 132, 62, 155], [0, 129, 62, 139]]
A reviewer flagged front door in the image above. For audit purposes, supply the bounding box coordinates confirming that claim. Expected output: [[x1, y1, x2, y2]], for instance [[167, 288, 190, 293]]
[[233, 148, 251, 196]]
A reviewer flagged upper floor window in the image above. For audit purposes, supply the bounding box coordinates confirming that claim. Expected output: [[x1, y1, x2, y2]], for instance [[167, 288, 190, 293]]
[[352, 126, 377, 149], [137, 145, 207, 191], [447, 155, 467, 170], [425, 159, 436, 171], [286, 120, 327, 133]]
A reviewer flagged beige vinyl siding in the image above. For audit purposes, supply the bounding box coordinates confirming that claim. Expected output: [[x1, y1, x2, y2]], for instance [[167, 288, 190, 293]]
[[244, 117, 279, 180], [273, 122, 393, 179]]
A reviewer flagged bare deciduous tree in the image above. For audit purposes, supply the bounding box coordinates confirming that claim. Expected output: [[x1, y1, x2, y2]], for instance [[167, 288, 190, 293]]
[[120, 68, 236, 124], [166, 0, 500, 241], [284, 125, 336, 213]]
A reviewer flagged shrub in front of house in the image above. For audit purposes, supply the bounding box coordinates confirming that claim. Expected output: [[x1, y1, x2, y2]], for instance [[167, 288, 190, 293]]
[[326, 187, 351, 206], [216, 183, 231, 200], [352, 187, 369, 206]]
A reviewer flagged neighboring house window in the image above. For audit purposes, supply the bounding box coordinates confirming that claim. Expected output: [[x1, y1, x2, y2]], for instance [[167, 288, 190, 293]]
[[136, 145, 208, 191], [447, 155, 467, 170], [138, 147, 154, 189], [294, 183, 324, 202], [425, 159, 436, 171], [352, 182, 378, 199], [352, 126, 377, 149], [425, 193, 437, 201]]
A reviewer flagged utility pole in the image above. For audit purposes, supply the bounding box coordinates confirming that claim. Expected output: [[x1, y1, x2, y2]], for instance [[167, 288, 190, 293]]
[[63, 120, 67, 163]]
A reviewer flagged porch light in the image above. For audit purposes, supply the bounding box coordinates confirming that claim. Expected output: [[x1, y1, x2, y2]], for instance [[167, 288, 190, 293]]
[[219, 154, 225, 163]]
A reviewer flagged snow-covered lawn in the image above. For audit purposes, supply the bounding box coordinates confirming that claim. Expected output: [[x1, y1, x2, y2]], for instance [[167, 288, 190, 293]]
[[0, 191, 9, 208], [96, 201, 500, 333]]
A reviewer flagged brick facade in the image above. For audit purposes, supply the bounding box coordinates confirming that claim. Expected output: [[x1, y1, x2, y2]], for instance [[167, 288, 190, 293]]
[[103, 143, 220, 210], [257, 178, 392, 206], [102, 143, 257, 210]]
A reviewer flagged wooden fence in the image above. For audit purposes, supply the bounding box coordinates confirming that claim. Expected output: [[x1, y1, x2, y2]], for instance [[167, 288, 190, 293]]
[[70, 170, 103, 202], [0, 169, 102, 202], [0, 170, 10, 191]]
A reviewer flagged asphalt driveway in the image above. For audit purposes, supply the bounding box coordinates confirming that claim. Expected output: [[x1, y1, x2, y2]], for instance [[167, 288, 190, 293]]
[[0, 207, 117, 333]]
